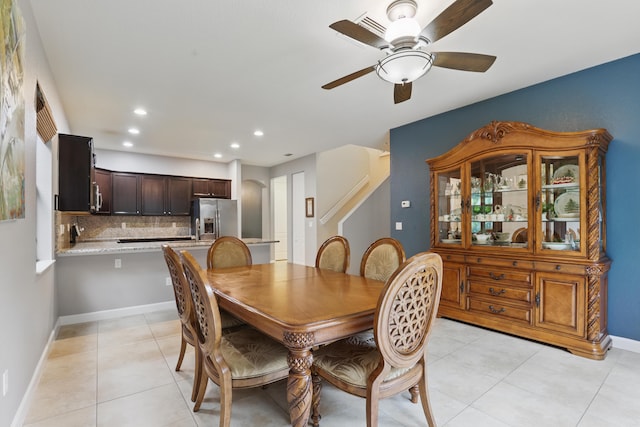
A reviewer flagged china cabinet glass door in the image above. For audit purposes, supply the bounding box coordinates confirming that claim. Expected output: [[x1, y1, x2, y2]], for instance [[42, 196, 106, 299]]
[[436, 168, 463, 245], [469, 152, 529, 248], [537, 153, 584, 254]]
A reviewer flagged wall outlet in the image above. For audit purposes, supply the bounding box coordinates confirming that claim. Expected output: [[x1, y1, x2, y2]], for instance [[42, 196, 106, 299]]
[[395, 221, 403, 230], [114, 259, 122, 269], [401, 200, 411, 208], [121, 222, 126, 229], [3, 369, 8, 397], [165, 277, 171, 286], [172, 222, 176, 228]]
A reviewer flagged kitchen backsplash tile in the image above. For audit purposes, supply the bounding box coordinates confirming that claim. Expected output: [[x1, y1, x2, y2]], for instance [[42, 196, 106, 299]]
[[56, 213, 191, 248]]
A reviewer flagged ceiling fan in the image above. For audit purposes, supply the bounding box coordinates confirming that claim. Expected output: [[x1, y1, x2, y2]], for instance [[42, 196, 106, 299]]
[[322, 0, 497, 104]]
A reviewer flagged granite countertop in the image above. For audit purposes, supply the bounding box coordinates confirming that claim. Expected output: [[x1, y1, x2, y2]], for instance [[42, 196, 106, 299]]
[[57, 238, 279, 257]]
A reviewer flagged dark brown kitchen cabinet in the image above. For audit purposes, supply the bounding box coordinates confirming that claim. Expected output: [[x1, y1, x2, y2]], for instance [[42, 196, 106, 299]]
[[192, 178, 231, 198], [140, 175, 191, 216], [93, 168, 112, 214], [58, 133, 94, 212], [112, 172, 140, 215], [167, 177, 192, 215], [140, 175, 166, 215]]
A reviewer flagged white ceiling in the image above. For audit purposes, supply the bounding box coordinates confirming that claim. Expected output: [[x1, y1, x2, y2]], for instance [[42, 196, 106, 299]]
[[29, 0, 640, 167]]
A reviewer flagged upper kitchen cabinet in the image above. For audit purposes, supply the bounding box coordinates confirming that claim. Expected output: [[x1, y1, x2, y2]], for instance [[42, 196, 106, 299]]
[[427, 121, 612, 359], [57, 133, 95, 212], [192, 178, 231, 199], [93, 168, 112, 214], [111, 172, 140, 215], [140, 175, 191, 216], [167, 176, 192, 215]]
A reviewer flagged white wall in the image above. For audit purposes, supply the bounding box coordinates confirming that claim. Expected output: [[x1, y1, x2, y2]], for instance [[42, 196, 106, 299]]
[[1, 2, 69, 425], [270, 154, 317, 266], [95, 148, 231, 179], [316, 145, 390, 244], [340, 177, 391, 276]]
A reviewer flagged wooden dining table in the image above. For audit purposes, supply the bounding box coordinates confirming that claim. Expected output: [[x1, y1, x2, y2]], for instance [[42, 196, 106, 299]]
[[205, 261, 385, 427]]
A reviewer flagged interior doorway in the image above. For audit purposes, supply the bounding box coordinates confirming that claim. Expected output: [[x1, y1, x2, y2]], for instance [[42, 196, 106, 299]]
[[271, 175, 288, 261], [292, 172, 305, 265]]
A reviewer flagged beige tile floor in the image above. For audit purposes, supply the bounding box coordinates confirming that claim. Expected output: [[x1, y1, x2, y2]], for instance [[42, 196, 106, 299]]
[[22, 310, 640, 427]]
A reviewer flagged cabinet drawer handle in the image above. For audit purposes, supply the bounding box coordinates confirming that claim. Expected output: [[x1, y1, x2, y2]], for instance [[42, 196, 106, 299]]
[[555, 265, 562, 271], [489, 287, 506, 296], [489, 272, 505, 280], [488, 305, 506, 314]]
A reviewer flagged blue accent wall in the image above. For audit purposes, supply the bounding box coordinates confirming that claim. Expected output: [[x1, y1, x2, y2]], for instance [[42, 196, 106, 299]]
[[390, 53, 640, 341]]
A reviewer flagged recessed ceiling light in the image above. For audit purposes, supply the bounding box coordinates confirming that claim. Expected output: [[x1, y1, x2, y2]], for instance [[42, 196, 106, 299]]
[[253, 130, 264, 137], [133, 108, 147, 116], [213, 153, 222, 159], [230, 142, 240, 149], [128, 127, 140, 135], [123, 141, 133, 148]]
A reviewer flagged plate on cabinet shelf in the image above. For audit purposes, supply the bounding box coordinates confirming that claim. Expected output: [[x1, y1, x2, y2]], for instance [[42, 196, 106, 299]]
[[542, 182, 579, 189], [551, 217, 580, 222], [542, 242, 573, 250], [552, 165, 579, 185], [441, 239, 461, 244], [554, 191, 580, 218]]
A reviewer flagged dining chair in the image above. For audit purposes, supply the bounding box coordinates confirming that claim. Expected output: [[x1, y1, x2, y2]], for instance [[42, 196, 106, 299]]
[[161, 244, 202, 402], [359, 237, 406, 282], [311, 252, 443, 427], [206, 236, 252, 328], [206, 236, 252, 269], [180, 250, 290, 424], [315, 235, 350, 273]]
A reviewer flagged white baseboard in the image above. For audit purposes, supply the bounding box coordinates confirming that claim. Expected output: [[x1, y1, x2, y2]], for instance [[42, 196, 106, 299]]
[[611, 335, 640, 354], [11, 326, 58, 427], [58, 301, 175, 325]]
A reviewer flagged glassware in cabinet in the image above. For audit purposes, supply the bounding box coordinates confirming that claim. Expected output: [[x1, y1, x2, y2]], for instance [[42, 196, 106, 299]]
[[436, 168, 462, 244], [469, 152, 529, 248]]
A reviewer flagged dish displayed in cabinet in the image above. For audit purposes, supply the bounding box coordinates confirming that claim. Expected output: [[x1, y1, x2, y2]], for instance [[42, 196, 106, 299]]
[[441, 239, 461, 244], [542, 242, 573, 250], [552, 164, 579, 185], [554, 191, 580, 218]]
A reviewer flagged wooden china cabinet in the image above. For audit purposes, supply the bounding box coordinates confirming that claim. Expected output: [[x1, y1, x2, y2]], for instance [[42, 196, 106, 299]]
[[427, 121, 612, 359]]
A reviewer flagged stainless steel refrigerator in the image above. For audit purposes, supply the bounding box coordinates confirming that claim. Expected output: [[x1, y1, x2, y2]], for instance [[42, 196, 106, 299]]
[[191, 198, 238, 240]]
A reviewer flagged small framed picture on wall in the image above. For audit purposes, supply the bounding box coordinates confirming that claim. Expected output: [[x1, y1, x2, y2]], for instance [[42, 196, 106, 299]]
[[305, 197, 314, 217]]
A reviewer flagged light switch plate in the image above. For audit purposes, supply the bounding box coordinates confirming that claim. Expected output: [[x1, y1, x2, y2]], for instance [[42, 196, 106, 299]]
[[401, 200, 411, 208], [395, 222, 403, 230]]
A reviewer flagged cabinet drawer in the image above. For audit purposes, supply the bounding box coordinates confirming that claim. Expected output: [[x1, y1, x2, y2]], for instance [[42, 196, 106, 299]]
[[468, 281, 531, 303], [467, 297, 532, 324], [535, 262, 585, 275], [466, 256, 534, 270], [440, 253, 465, 264], [467, 266, 531, 284]]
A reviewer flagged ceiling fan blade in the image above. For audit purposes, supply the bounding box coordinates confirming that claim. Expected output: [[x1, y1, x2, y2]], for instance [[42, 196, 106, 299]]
[[394, 82, 412, 104], [329, 20, 389, 49], [432, 52, 496, 72], [322, 65, 376, 90], [419, 0, 493, 44]]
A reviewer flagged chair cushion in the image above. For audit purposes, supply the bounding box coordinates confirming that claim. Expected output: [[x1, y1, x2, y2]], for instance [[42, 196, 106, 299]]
[[221, 328, 289, 380], [313, 334, 411, 388], [363, 245, 402, 282]]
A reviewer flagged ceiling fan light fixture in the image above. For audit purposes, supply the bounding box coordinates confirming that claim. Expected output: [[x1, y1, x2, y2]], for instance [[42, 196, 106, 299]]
[[384, 17, 421, 44], [375, 49, 433, 84]]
